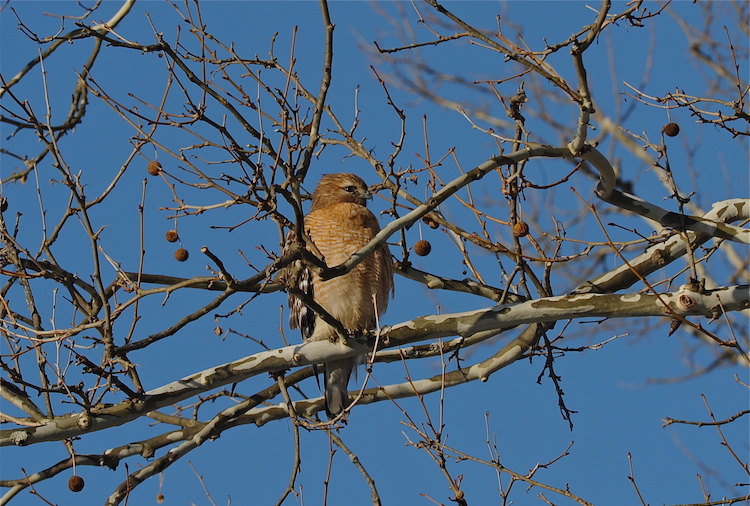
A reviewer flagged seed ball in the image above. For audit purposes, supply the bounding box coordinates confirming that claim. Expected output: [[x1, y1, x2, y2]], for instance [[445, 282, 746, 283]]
[[663, 123, 680, 137], [147, 160, 162, 176], [174, 248, 189, 262], [512, 221, 529, 237], [414, 240, 432, 256], [156, 493, 165, 503], [165, 230, 179, 242], [422, 215, 440, 229], [68, 475, 85, 492]]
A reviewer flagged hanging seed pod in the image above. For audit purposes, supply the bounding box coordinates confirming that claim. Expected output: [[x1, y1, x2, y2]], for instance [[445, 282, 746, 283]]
[[512, 220, 529, 237], [422, 215, 440, 229], [414, 240, 432, 256], [68, 475, 85, 492], [147, 160, 162, 176], [662, 123, 680, 137], [165, 230, 179, 242], [174, 248, 189, 262]]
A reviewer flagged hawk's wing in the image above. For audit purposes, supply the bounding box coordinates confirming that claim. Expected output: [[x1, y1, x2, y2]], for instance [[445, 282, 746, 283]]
[[281, 229, 315, 340]]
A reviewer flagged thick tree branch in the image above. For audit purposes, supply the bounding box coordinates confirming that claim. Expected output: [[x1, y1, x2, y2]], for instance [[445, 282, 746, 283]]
[[3, 283, 746, 447]]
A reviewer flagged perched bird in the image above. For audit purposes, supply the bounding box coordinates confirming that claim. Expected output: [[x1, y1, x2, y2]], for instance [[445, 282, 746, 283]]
[[284, 173, 393, 417]]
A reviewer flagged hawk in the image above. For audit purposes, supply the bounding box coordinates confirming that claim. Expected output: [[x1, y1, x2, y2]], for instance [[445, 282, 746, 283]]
[[284, 173, 393, 417]]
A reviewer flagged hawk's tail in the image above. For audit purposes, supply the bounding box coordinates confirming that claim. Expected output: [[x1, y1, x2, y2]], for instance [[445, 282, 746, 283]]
[[324, 358, 355, 418]]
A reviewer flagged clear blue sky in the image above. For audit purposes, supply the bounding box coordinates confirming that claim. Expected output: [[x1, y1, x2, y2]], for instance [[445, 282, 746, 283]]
[[1, 2, 748, 505]]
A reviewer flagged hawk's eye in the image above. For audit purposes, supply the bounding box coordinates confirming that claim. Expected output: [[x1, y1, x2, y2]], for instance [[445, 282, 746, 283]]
[[344, 185, 357, 194]]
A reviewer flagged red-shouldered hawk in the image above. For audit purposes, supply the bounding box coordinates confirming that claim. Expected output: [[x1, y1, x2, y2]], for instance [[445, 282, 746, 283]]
[[284, 173, 393, 417]]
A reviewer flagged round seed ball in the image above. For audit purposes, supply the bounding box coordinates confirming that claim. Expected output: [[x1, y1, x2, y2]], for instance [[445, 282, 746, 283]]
[[414, 240, 432, 256], [165, 230, 179, 242], [147, 160, 162, 176], [68, 475, 85, 492], [512, 221, 529, 237], [422, 215, 440, 229], [663, 123, 680, 137], [174, 248, 189, 262]]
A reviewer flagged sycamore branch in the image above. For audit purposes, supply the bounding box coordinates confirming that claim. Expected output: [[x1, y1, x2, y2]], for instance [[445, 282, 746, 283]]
[[2, 283, 747, 447]]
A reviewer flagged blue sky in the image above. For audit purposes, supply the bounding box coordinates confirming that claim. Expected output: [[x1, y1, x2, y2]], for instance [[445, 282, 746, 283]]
[[1, 1, 748, 505]]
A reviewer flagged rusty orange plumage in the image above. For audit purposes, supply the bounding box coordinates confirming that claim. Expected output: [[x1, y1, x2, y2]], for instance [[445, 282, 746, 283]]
[[284, 173, 393, 417]]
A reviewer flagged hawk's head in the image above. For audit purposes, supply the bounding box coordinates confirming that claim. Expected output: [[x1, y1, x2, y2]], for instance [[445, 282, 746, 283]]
[[310, 173, 372, 210]]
